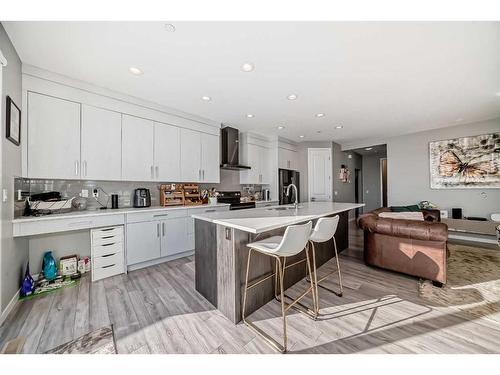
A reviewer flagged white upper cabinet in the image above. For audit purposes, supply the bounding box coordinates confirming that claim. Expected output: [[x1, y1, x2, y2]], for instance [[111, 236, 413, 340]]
[[154, 122, 180, 181], [27, 92, 81, 179], [278, 147, 299, 171], [240, 137, 272, 185], [180, 128, 201, 182], [200, 133, 220, 183], [122, 115, 154, 181], [81, 105, 122, 181]]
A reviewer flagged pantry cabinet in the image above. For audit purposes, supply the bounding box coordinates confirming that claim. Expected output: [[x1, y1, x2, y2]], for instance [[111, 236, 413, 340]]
[[122, 115, 155, 181], [81, 105, 122, 181], [27, 92, 81, 179]]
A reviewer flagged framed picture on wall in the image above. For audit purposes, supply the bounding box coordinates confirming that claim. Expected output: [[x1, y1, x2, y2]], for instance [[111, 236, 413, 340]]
[[429, 132, 500, 189], [6, 95, 21, 146]]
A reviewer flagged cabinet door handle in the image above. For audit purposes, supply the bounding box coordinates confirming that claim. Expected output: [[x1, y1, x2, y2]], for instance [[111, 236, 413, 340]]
[[157, 223, 160, 237], [153, 213, 169, 218], [155, 166, 159, 178], [75, 160, 79, 176], [162, 222, 165, 237], [151, 166, 154, 179], [84, 160, 88, 177], [202, 169, 205, 180], [198, 169, 201, 180]]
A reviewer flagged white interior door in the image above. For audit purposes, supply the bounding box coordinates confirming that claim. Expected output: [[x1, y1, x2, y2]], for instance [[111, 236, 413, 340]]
[[122, 115, 154, 181], [154, 122, 180, 181], [27, 93, 81, 179], [308, 148, 332, 202], [81, 105, 122, 181], [180, 128, 201, 182]]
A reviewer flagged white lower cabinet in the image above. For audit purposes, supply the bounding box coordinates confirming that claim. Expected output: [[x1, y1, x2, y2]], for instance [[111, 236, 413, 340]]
[[91, 226, 125, 282], [126, 220, 161, 265], [125, 209, 192, 266]]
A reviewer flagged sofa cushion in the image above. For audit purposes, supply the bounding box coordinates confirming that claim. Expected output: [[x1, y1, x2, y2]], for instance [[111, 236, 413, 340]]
[[379, 212, 424, 221], [390, 205, 421, 212]]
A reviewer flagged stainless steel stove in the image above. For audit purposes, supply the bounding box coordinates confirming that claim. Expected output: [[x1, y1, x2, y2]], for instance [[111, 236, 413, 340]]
[[216, 191, 256, 210]]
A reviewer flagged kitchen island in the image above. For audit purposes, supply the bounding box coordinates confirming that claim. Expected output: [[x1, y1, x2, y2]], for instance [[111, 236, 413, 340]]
[[192, 202, 364, 323]]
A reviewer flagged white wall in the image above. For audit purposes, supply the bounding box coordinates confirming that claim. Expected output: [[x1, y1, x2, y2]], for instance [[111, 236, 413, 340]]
[[387, 118, 500, 218], [0, 23, 28, 313]]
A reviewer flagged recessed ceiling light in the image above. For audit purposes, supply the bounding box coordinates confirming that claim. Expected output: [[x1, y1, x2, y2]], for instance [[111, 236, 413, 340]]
[[287, 94, 298, 100], [201, 96, 211, 101], [277, 125, 285, 130], [299, 135, 305, 138], [365, 147, 373, 151], [241, 63, 255, 72], [129, 67, 143, 75], [315, 113, 325, 118], [334, 125, 343, 129], [246, 114, 254, 118], [164, 23, 176, 32]]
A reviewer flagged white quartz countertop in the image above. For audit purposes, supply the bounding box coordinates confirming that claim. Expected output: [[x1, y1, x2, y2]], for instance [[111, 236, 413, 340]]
[[192, 202, 364, 234], [12, 203, 230, 223]]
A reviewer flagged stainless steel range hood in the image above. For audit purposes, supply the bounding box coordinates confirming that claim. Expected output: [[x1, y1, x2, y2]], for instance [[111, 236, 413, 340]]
[[220, 126, 251, 170]]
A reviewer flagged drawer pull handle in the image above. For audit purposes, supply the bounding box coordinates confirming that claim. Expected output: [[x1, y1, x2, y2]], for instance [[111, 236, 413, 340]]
[[102, 253, 116, 258], [101, 228, 115, 232], [101, 235, 115, 239], [153, 213, 169, 217], [205, 209, 216, 212], [101, 242, 116, 247], [102, 264, 116, 269]]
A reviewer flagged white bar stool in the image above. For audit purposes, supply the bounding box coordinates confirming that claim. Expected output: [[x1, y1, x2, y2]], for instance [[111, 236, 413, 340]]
[[242, 221, 315, 353], [308, 216, 343, 314]]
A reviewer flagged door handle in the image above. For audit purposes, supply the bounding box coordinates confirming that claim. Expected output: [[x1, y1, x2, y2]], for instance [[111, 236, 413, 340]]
[[202, 169, 205, 180], [151, 166, 154, 179], [157, 223, 160, 237], [83, 160, 87, 177], [155, 166, 159, 178], [162, 222, 165, 237], [198, 169, 201, 180], [75, 160, 79, 176]]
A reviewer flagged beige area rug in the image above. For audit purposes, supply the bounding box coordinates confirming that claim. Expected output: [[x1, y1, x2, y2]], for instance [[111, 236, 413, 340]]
[[418, 243, 500, 324], [45, 326, 116, 354]]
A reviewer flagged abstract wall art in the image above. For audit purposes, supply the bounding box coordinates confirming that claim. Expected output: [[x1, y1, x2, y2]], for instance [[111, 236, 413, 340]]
[[429, 132, 500, 189]]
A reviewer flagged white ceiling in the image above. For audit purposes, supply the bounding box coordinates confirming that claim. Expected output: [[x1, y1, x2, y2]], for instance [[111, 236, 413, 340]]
[[4, 21, 500, 144]]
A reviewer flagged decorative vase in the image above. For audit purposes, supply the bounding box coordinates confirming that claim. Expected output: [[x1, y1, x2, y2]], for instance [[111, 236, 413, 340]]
[[20, 262, 35, 297], [42, 251, 57, 281], [209, 197, 217, 205]]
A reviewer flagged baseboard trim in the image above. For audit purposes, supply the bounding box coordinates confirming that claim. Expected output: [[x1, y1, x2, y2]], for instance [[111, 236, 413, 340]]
[[127, 250, 195, 272], [0, 289, 20, 327]]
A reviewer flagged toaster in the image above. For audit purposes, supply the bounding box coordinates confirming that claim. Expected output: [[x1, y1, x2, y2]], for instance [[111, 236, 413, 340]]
[[133, 188, 151, 208]]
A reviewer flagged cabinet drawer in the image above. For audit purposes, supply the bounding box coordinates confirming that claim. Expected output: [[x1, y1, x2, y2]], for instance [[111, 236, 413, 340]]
[[127, 209, 187, 224], [187, 206, 228, 216], [92, 232, 123, 246], [92, 226, 123, 240], [92, 258, 124, 282], [92, 241, 123, 258], [94, 251, 124, 268]]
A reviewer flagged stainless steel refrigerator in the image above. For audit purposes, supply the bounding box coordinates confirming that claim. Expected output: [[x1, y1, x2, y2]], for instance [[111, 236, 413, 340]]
[[279, 168, 300, 205]]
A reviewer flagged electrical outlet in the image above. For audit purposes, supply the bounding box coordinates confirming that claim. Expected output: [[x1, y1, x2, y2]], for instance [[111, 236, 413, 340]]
[[2, 189, 7, 203], [93, 189, 99, 198], [81, 189, 89, 198]]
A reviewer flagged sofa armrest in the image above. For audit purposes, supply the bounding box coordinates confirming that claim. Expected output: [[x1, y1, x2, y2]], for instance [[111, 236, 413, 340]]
[[359, 215, 448, 242]]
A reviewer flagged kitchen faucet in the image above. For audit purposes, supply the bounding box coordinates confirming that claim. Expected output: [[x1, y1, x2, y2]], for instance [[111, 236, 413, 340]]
[[286, 184, 299, 208]]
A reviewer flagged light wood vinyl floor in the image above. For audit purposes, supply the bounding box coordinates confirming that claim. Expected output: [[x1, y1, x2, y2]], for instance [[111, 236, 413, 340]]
[[2, 225, 500, 354]]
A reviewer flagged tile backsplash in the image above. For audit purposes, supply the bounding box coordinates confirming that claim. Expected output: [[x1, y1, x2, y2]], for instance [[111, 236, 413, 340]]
[[14, 169, 266, 218]]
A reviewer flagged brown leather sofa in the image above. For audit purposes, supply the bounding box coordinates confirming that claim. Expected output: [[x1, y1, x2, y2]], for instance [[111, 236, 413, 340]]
[[358, 208, 448, 285]]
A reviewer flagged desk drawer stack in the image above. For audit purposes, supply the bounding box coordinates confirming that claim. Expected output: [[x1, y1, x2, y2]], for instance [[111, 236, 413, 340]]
[[91, 225, 125, 282]]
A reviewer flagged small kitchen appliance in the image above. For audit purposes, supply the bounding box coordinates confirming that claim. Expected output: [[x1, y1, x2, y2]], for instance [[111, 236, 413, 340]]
[[133, 188, 151, 208], [262, 189, 271, 201]]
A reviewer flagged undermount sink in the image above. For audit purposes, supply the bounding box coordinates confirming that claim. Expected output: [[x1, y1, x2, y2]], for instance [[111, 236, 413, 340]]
[[267, 205, 303, 211]]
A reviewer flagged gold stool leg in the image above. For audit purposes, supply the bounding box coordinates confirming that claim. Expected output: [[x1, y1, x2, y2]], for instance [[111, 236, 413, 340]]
[[277, 257, 287, 352], [315, 237, 344, 298], [305, 243, 318, 319], [242, 250, 287, 353]]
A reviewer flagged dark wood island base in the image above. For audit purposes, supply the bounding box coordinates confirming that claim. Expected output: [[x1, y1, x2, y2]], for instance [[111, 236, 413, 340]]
[[194, 211, 349, 323]]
